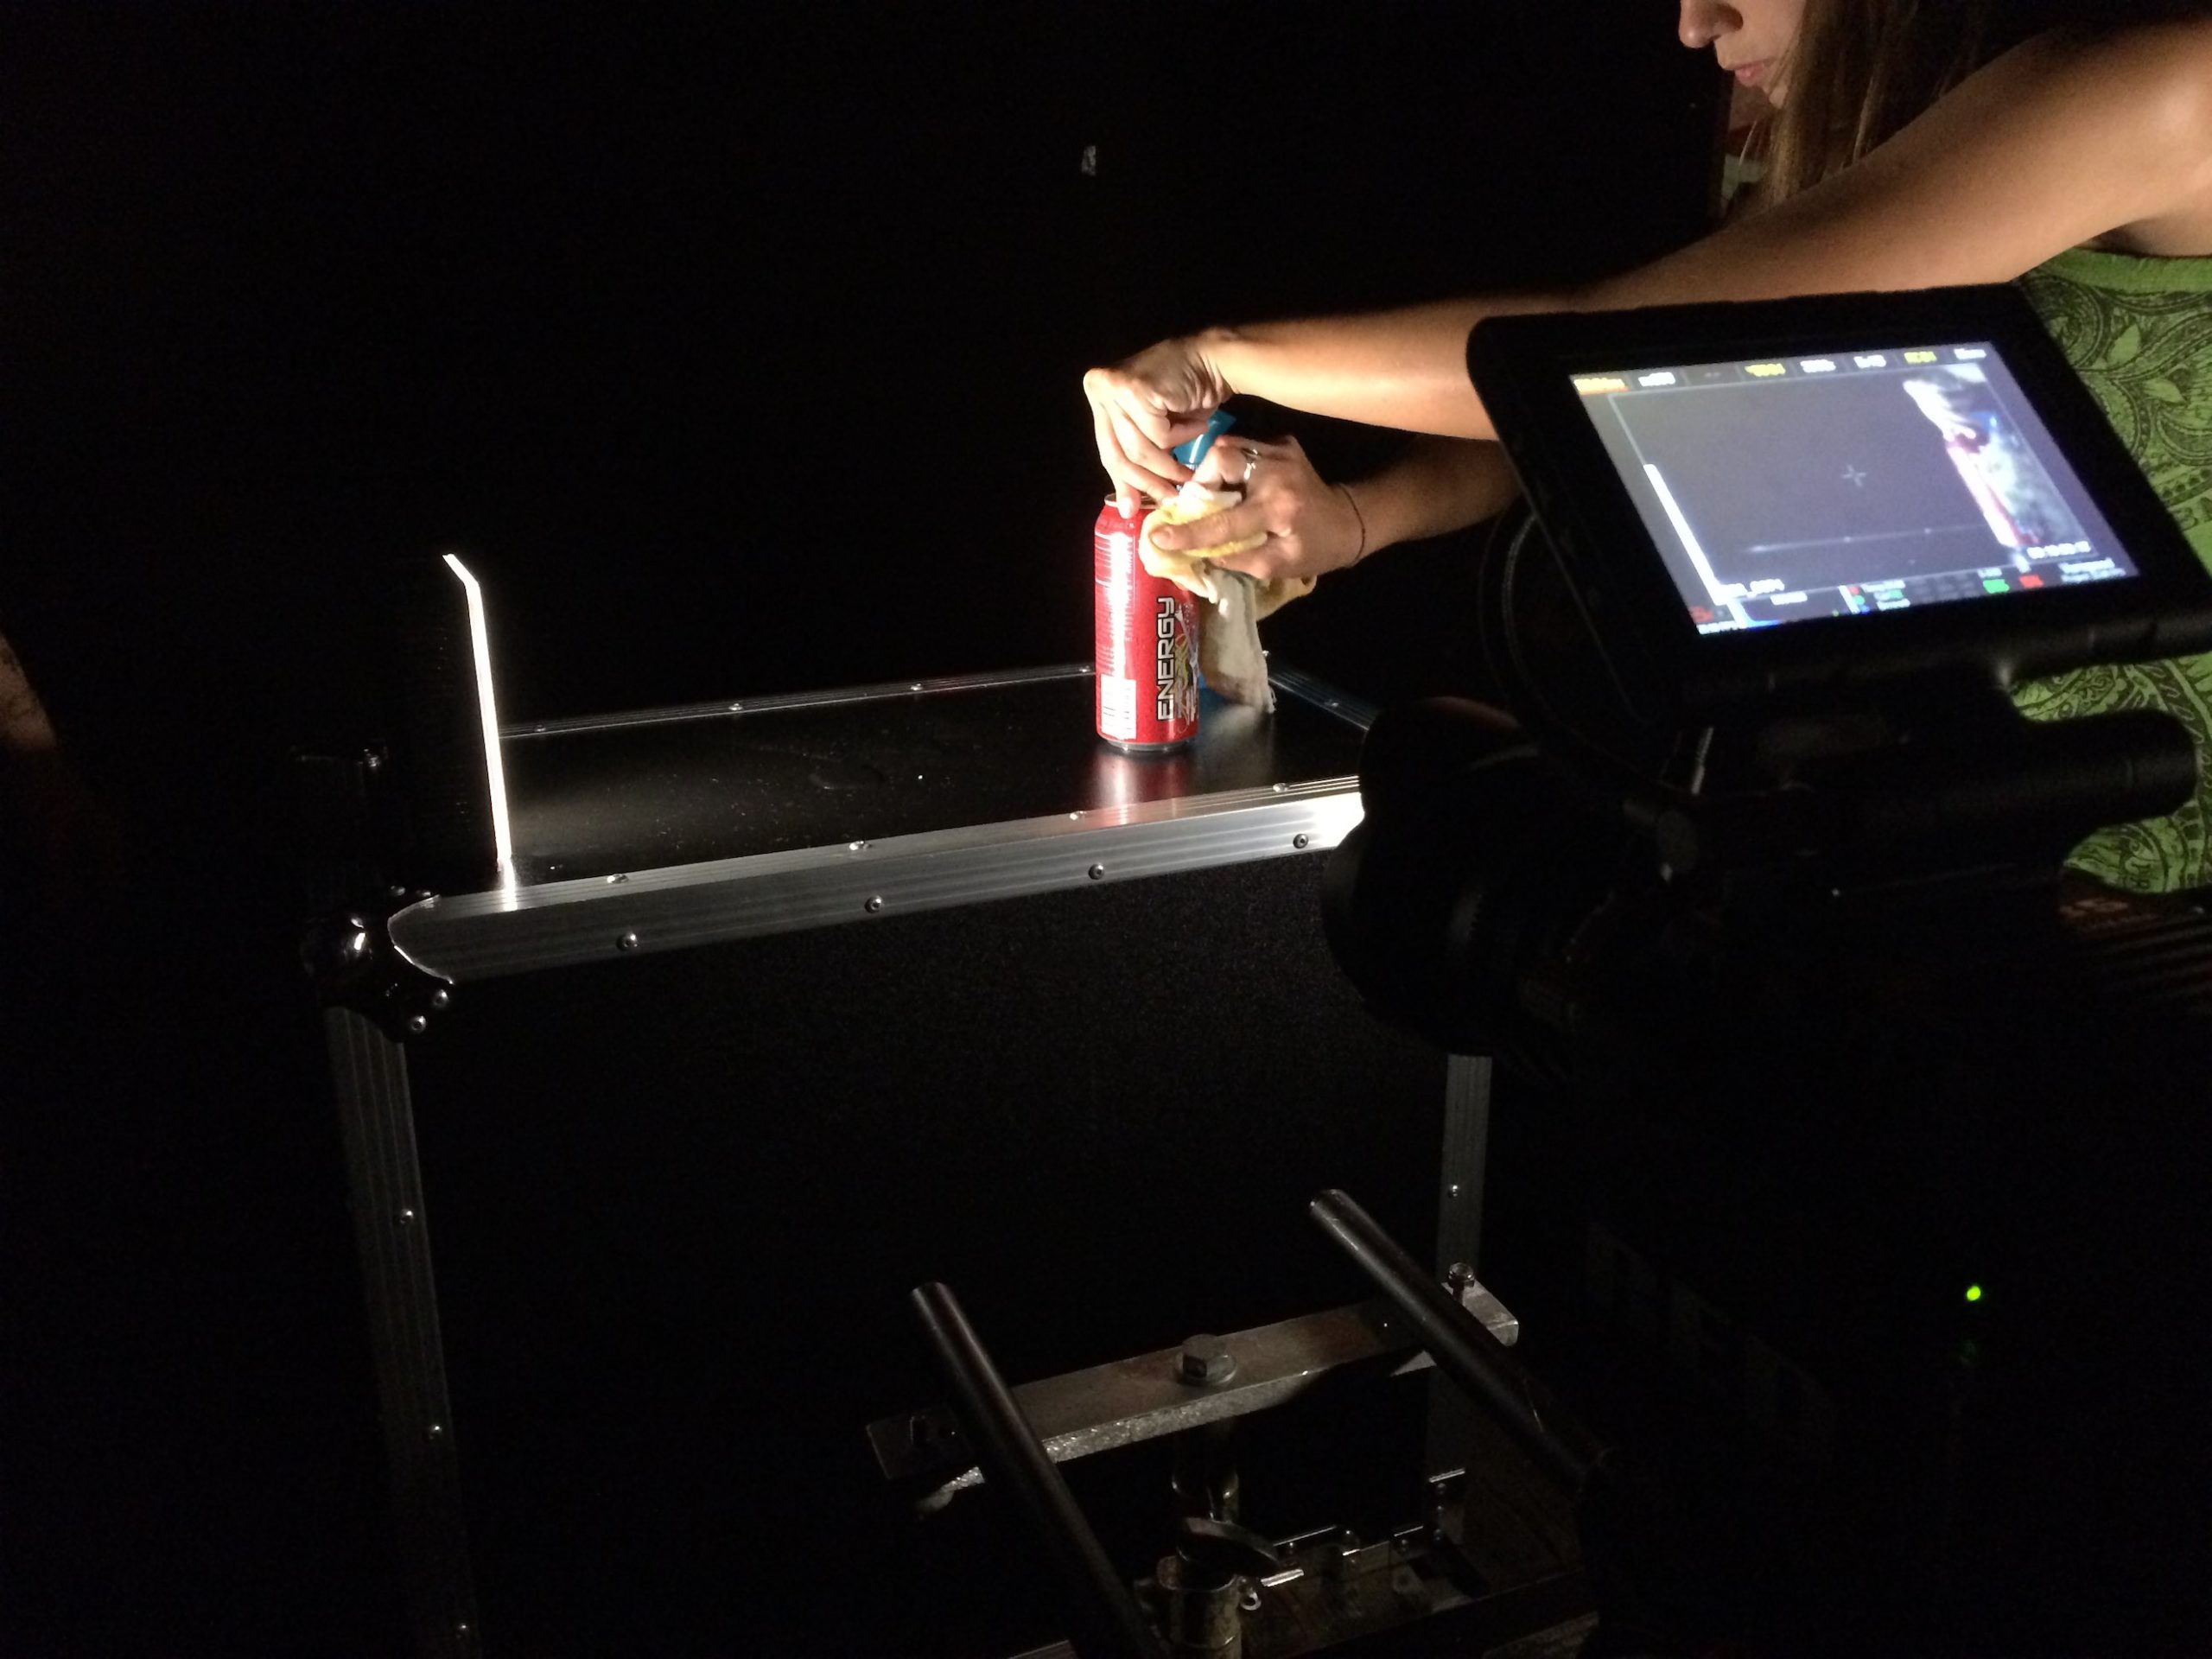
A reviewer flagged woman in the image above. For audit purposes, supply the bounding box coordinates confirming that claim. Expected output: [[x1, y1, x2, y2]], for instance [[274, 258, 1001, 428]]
[[1090, 0, 2212, 892]]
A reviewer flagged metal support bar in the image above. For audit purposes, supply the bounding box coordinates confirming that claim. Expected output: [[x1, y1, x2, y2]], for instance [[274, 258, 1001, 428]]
[[911, 1283, 1170, 1659], [1310, 1190, 1600, 1495], [871, 1291, 1518, 1496], [1437, 1055, 1493, 1275], [326, 1007, 480, 1656]]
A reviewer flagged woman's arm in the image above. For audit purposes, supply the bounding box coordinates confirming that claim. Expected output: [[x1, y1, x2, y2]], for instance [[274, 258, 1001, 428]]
[[1105, 22, 2212, 463], [1152, 436, 1521, 583], [1344, 437, 1522, 559]]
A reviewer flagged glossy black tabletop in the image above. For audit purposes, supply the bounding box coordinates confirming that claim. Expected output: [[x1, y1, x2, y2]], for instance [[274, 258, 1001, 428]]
[[495, 665, 1370, 886]]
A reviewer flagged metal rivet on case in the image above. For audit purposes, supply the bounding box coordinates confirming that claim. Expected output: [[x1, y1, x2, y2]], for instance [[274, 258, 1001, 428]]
[[865, 896, 885, 913], [1088, 864, 1106, 880], [1294, 834, 1310, 850], [617, 931, 639, 951]]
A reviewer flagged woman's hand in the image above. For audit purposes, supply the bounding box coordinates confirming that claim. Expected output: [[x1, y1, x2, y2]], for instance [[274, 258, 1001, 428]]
[[1082, 336, 1234, 506], [1147, 435, 1368, 585]]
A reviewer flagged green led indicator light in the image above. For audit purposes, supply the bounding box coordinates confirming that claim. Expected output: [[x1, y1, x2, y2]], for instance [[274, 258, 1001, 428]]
[[1965, 1284, 1984, 1304]]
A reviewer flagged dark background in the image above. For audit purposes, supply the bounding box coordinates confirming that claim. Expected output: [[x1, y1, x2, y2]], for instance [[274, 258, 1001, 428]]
[[0, 4, 1718, 1652]]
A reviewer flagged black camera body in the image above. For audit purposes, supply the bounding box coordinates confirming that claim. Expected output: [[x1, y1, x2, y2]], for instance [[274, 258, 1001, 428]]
[[1330, 284, 2212, 1091], [1325, 287, 2212, 1646]]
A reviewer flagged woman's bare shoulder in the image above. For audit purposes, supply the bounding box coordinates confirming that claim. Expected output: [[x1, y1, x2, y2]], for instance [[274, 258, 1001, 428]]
[[2023, 17, 2212, 252], [1587, 16, 2212, 304]]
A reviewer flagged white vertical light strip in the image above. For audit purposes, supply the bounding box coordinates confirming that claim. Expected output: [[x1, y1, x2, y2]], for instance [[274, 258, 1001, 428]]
[[1643, 463, 1735, 611], [441, 553, 512, 873]]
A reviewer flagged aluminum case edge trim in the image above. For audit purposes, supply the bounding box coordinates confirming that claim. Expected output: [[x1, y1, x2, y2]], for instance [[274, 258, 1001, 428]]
[[387, 780, 1365, 982]]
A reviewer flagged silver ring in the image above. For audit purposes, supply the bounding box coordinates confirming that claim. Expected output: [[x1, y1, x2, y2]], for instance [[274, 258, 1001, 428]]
[[1242, 444, 1262, 480]]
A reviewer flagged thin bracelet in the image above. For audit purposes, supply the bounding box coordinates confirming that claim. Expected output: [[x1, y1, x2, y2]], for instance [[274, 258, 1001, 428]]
[[1335, 482, 1369, 563]]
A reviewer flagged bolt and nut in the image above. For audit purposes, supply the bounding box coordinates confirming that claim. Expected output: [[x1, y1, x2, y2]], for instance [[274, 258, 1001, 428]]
[[1177, 1335, 1236, 1386]]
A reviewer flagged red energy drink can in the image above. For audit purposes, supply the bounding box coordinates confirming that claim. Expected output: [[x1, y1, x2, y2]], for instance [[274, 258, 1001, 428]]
[[1094, 496, 1198, 753]]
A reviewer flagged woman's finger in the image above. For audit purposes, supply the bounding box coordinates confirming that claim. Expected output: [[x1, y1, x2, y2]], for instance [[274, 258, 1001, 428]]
[[1150, 499, 1268, 556], [1232, 433, 1313, 494], [1109, 406, 1189, 500], [1115, 397, 1198, 486], [1090, 401, 1158, 505], [1087, 367, 1202, 470]]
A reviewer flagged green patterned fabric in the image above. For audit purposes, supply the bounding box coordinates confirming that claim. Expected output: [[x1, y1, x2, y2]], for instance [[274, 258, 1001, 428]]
[[2016, 245, 2212, 893]]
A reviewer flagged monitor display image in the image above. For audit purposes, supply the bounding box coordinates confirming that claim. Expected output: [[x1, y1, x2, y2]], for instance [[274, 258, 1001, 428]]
[[1573, 343, 2137, 634]]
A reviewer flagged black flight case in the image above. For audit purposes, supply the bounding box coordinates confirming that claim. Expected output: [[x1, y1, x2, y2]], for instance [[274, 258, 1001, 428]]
[[312, 663, 1498, 1656]]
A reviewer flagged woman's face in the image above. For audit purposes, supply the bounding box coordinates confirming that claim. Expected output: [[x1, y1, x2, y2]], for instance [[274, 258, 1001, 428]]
[[1678, 0, 1808, 106]]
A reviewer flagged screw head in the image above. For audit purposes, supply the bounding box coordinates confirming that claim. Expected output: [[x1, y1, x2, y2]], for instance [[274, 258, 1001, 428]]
[[429, 988, 452, 1011], [865, 895, 885, 913], [1178, 1335, 1236, 1386], [617, 931, 640, 951], [1087, 863, 1106, 880], [405, 1014, 429, 1035], [1293, 833, 1310, 850]]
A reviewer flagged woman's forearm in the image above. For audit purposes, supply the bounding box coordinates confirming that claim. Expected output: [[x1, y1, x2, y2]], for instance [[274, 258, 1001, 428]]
[[1191, 29, 2212, 447], [1197, 296, 1571, 442], [1350, 438, 1522, 556]]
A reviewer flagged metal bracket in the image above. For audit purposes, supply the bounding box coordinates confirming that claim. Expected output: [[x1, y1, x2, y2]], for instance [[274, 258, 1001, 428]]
[[296, 744, 455, 1042], [868, 1279, 1518, 1506], [302, 902, 454, 1042]]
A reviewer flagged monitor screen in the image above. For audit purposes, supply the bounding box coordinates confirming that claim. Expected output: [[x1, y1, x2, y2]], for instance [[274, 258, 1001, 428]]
[[1573, 341, 2138, 635]]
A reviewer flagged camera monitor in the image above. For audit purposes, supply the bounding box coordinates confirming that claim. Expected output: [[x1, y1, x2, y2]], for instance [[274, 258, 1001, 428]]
[[1469, 287, 2212, 719]]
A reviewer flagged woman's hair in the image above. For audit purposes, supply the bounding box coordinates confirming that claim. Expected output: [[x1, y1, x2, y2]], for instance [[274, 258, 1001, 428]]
[[1763, 0, 2212, 202]]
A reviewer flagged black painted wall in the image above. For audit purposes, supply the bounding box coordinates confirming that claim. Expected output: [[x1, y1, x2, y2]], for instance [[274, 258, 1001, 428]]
[[0, 4, 1719, 1652], [4, 2, 1716, 746]]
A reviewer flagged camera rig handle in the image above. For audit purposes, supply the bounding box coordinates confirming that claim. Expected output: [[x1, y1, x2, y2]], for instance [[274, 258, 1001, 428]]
[[1311, 1191, 1734, 1655], [1308, 1191, 1600, 1495], [910, 1281, 1171, 1659]]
